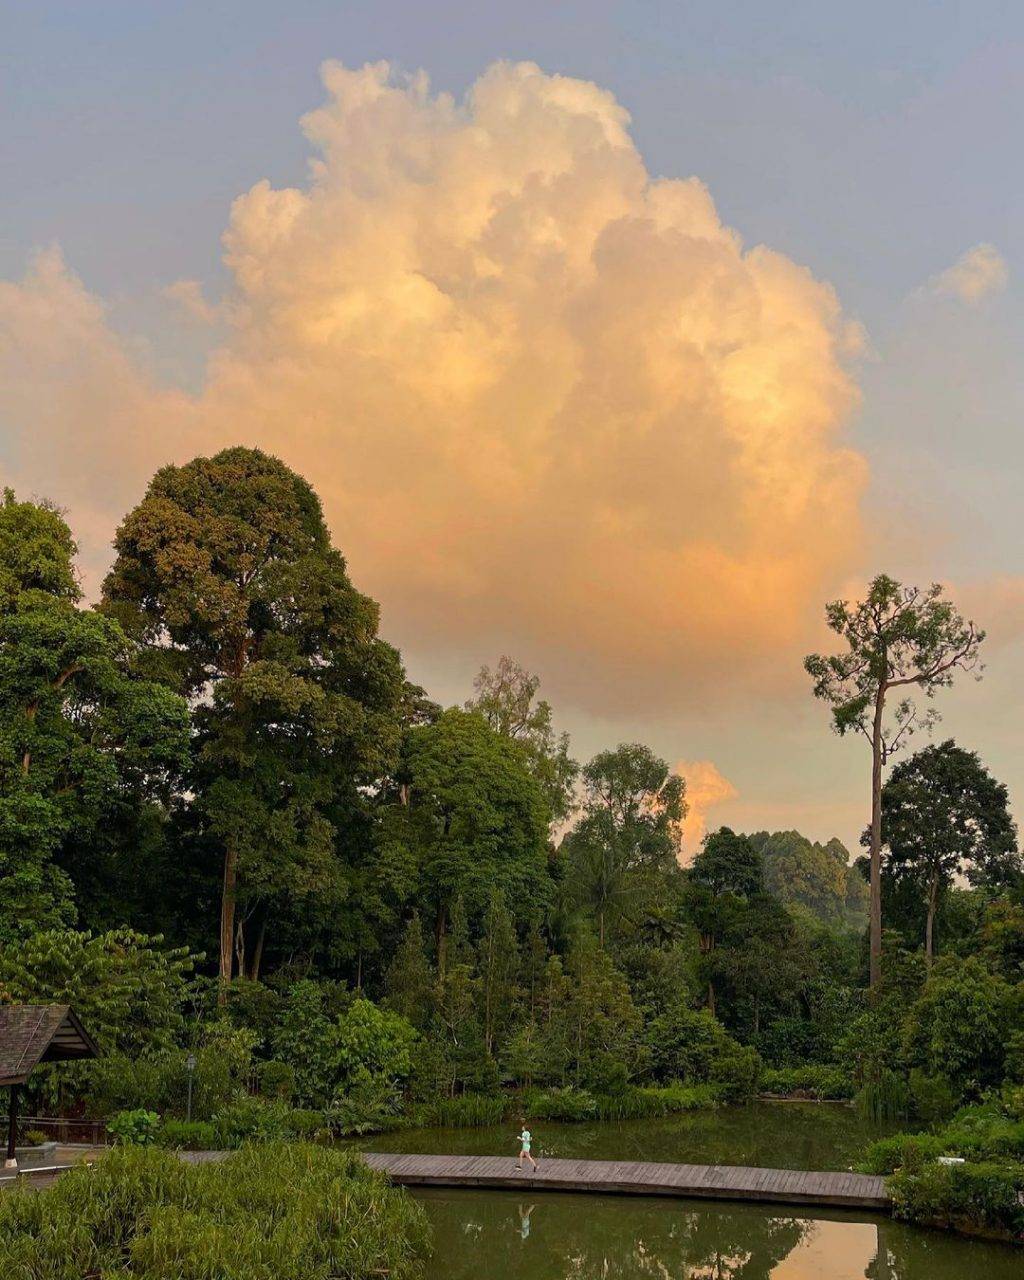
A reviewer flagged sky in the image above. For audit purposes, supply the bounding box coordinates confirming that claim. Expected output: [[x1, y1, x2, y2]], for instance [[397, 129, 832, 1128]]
[[3, 1, 1024, 854]]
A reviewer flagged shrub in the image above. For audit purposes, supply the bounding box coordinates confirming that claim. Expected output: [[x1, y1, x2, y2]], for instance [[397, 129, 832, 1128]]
[[257, 1059, 295, 1102], [859, 1133, 948, 1175], [19, 1130, 50, 1149], [592, 1084, 718, 1120], [157, 1120, 218, 1151], [526, 1087, 598, 1122], [212, 1098, 292, 1147], [759, 1065, 854, 1100], [430, 1094, 508, 1128], [909, 1069, 958, 1123], [0, 1143, 430, 1278], [889, 1158, 1024, 1240], [709, 1043, 762, 1102], [107, 1109, 161, 1146], [855, 1070, 911, 1124]]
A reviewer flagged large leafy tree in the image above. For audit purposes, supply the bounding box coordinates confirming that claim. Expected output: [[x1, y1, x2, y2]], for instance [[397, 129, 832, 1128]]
[[102, 448, 406, 987], [805, 575, 983, 991], [879, 740, 1019, 966], [383, 707, 551, 956], [466, 656, 578, 825], [747, 830, 867, 928], [685, 827, 764, 1019], [0, 490, 188, 940], [561, 744, 686, 947]]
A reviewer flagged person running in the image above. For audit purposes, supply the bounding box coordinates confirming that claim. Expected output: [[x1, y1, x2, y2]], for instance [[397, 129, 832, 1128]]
[[516, 1119, 538, 1172]]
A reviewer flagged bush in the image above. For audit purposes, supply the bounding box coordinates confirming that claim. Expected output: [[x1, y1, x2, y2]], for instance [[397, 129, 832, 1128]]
[[709, 1044, 762, 1102], [257, 1059, 295, 1102], [592, 1084, 718, 1120], [429, 1094, 508, 1128], [909, 1069, 958, 1123], [526, 1087, 598, 1122], [759, 1065, 854, 1100], [0, 1143, 430, 1278], [855, 1070, 911, 1123], [889, 1158, 1024, 1240], [157, 1121, 218, 1151], [19, 1130, 50, 1149], [107, 1109, 161, 1146], [212, 1098, 292, 1147], [859, 1132, 948, 1175]]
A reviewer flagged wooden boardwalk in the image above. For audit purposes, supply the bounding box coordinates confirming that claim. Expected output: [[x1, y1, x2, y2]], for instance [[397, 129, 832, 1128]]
[[362, 1153, 890, 1211]]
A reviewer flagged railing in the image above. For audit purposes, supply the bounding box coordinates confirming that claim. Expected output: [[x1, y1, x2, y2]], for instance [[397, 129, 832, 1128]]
[[0, 1115, 108, 1145]]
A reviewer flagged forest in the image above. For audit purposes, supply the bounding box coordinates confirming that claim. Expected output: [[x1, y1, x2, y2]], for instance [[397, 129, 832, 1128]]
[[2, 446, 1024, 1244]]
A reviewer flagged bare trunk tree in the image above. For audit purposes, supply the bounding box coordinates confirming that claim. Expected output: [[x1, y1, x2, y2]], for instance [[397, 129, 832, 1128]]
[[869, 689, 885, 993], [218, 841, 238, 1002]]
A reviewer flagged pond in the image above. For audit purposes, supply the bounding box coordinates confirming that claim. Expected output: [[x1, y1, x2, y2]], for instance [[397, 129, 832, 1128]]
[[353, 1104, 1023, 1278]]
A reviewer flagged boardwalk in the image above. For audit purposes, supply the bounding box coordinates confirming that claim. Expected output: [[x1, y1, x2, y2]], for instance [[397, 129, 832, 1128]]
[[362, 1152, 890, 1211]]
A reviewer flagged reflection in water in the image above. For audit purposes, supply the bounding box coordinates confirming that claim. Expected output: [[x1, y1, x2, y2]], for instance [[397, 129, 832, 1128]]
[[419, 1189, 1022, 1280]]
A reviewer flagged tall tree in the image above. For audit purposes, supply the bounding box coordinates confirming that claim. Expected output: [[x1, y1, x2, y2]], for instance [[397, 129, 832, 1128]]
[[805, 575, 983, 991], [686, 827, 764, 1018], [103, 448, 406, 988], [386, 707, 552, 953], [466, 656, 578, 825], [561, 743, 686, 947], [879, 740, 1019, 966], [0, 490, 188, 940]]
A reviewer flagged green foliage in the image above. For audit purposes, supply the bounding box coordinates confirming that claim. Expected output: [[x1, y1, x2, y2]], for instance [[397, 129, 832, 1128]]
[[395, 707, 552, 933], [0, 1143, 430, 1279], [155, 1120, 218, 1151], [909, 1069, 958, 1122], [426, 1094, 509, 1127], [903, 956, 1011, 1092], [103, 446, 408, 983], [107, 1109, 161, 1146], [272, 983, 417, 1108], [747, 830, 866, 928], [0, 928, 195, 1056], [561, 743, 685, 947], [759, 1065, 855, 1100], [466, 656, 579, 825], [889, 1159, 1024, 1240], [855, 1071, 912, 1124], [526, 1087, 599, 1122], [0, 490, 189, 941], [880, 740, 1019, 961]]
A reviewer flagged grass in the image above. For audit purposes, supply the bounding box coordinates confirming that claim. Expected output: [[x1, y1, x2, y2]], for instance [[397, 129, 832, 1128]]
[[0, 1142, 430, 1279]]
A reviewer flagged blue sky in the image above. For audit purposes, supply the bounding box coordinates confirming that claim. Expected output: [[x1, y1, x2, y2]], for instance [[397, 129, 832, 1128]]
[[4, 2, 1023, 848]]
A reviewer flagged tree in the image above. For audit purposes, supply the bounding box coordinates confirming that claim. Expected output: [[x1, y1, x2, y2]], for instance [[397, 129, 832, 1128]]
[[686, 828, 763, 1018], [0, 490, 189, 940], [903, 956, 1011, 1093], [748, 830, 867, 928], [384, 913, 435, 1030], [386, 707, 551, 951], [466, 656, 578, 825], [879, 740, 1019, 966], [562, 744, 686, 947], [805, 575, 983, 991], [103, 448, 407, 988], [0, 928, 195, 1055], [479, 889, 519, 1055]]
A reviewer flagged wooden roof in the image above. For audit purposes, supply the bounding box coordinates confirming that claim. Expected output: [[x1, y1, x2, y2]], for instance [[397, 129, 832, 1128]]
[[0, 1005, 99, 1086]]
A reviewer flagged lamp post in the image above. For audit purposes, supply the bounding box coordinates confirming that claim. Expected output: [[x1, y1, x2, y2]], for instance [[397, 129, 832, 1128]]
[[185, 1053, 197, 1124]]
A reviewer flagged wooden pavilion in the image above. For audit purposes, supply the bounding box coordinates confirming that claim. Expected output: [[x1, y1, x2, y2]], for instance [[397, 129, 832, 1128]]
[[0, 1005, 99, 1168]]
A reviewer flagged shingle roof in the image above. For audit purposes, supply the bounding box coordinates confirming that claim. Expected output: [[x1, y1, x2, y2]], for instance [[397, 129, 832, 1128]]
[[0, 1005, 99, 1086]]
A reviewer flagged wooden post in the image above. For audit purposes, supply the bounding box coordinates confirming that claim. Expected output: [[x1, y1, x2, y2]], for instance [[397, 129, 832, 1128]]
[[5, 1084, 18, 1168]]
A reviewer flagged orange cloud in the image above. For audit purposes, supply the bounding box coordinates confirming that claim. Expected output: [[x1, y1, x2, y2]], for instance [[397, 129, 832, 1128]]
[[0, 60, 868, 711], [929, 243, 1008, 304], [675, 759, 738, 861]]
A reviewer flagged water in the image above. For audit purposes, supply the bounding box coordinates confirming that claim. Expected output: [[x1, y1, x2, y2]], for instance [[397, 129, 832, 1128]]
[[353, 1104, 1022, 1278]]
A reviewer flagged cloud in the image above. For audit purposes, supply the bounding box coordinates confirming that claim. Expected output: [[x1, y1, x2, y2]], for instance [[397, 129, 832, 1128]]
[[163, 279, 222, 325], [675, 759, 738, 859], [0, 60, 868, 712], [929, 243, 1008, 304]]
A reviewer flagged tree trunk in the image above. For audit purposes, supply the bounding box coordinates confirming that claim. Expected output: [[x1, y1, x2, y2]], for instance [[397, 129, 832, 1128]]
[[707, 980, 716, 1019], [234, 919, 246, 980], [218, 840, 238, 1001], [248, 913, 268, 982], [925, 871, 939, 969], [435, 903, 447, 979], [869, 688, 886, 994], [598, 909, 605, 949]]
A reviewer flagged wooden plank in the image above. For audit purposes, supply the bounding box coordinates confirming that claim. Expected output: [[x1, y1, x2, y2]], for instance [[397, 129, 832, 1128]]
[[363, 1151, 891, 1212]]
